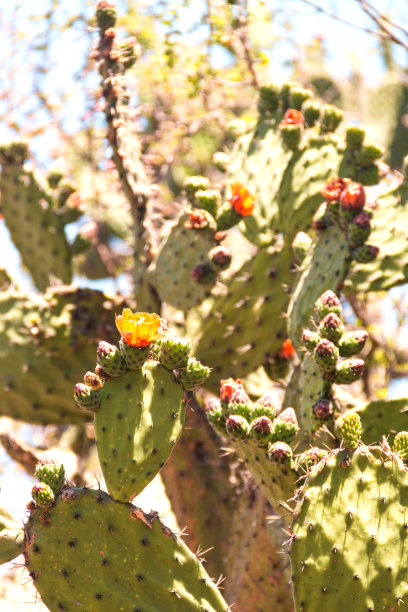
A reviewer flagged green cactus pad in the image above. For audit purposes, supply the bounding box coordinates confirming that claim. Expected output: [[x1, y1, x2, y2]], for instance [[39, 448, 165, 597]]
[[95, 361, 184, 502], [24, 487, 229, 611], [193, 245, 294, 386], [0, 505, 24, 565], [0, 142, 72, 290], [0, 287, 123, 424], [147, 214, 217, 311], [291, 446, 408, 611], [356, 398, 408, 444]]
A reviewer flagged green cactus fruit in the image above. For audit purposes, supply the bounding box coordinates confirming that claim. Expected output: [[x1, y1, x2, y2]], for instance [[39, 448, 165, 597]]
[[35, 460, 65, 494], [159, 335, 190, 370], [119, 338, 150, 370], [320, 105, 343, 133], [332, 358, 365, 384], [291, 446, 408, 611], [355, 142, 383, 167], [228, 388, 254, 422], [302, 101, 320, 127], [258, 84, 280, 113], [177, 357, 211, 390], [315, 290, 342, 320], [296, 447, 328, 471], [74, 383, 100, 412], [252, 392, 277, 420], [250, 416, 274, 444], [338, 330, 368, 357], [314, 339, 339, 371], [83, 370, 103, 390], [290, 87, 311, 110], [318, 312, 344, 345], [216, 203, 242, 231], [95, 361, 185, 502], [184, 175, 210, 201], [292, 231, 312, 264], [348, 210, 371, 247], [393, 431, 408, 461], [339, 411, 362, 448], [353, 243, 380, 263], [302, 329, 320, 351], [24, 487, 229, 611], [97, 340, 128, 377], [268, 441, 292, 463], [96, 0, 117, 30], [313, 398, 334, 421], [0, 505, 24, 565], [226, 414, 250, 438], [31, 483, 55, 508], [208, 245, 232, 271], [280, 124, 302, 150], [207, 398, 225, 428], [345, 125, 365, 151], [272, 408, 299, 443], [194, 189, 220, 217]]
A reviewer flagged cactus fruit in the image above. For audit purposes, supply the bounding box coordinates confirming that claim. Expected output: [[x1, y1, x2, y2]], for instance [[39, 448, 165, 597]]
[[338, 330, 368, 357], [393, 431, 408, 461], [31, 482, 55, 508], [176, 357, 211, 390], [331, 358, 365, 384], [314, 339, 339, 371], [35, 460, 65, 494], [315, 290, 342, 320], [159, 335, 191, 370], [345, 125, 365, 151], [291, 446, 408, 611], [95, 0, 117, 30], [338, 411, 362, 448], [226, 414, 250, 438], [318, 312, 344, 344], [74, 383, 101, 411], [97, 341, 127, 377], [24, 487, 229, 611]]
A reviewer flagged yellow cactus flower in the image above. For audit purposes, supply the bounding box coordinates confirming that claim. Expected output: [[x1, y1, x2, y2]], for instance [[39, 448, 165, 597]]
[[115, 309, 165, 347]]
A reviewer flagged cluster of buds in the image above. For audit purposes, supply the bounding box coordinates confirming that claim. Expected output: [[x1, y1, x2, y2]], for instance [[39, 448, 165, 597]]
[[301, 290, 368, 425], [207, 378, 299, 450], [30, 459, 66, 509], [317, 177, 379, 263]]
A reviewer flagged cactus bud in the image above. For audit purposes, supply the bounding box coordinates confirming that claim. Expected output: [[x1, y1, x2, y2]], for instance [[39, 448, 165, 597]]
[[339, 182, 366, 211], [315, 290, 342, 319], [250, 416, 274, 444], [208, 246, 232, 271], [318, 312, 344, 344], [393, 432, 408, 461], [258, 84, 280, 113], [339, 412, 362, 449], [345, 126, 365, 151], [272, 408, 299, 443], [268, 441, 292, 463], [83, 371, 103, 390], [96, 0, 117, 31], [74, 383, 100, 412], [212, 151, 230, 172], [289, 87, 311, 110], [194, 190, 220, 217], [177, 357, 211, 390], [252, 391, 277, 420], [353, 244, 379, 263], [297, 447, 328, 471], [229, 388, 253, 421], [338, 330, 368, 357], [348, 210, 371, 247], [35, 460, 65, 495], [320, 105, 343, 133], [184, 209, 216, 231], [184, 176, 210, 201], [97, 340, 127, 377], [220, 378, 244, 403], [159, 335, 190, 370], [313, 399, 334, 421], [31, 483, 55, 508], [303, 101, 320, 127], [355, 143, 383, 167], [226, 414, 249, 438], [207, 398, 225, 428], [280, 124, 302, 150], [302, 329, 320, 351], [314, 339, 339, 371], [331, 358, 365, 384]]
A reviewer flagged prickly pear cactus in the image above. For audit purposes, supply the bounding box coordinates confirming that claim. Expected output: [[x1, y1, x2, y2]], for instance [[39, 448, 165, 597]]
[[290, 445, 408, 611], [0, 141, 73, 290], [24, 487, 229, 612], [0, 505, 24, 564], [0, 286, 124, 424]]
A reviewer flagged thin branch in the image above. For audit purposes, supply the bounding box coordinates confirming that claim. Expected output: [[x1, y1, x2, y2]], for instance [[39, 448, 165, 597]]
[[237, 0, 259, 89], [356, 0, 408, 52]]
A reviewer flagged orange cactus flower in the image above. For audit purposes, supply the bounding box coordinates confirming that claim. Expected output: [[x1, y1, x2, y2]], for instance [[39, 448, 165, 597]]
[[115, 309, 166, 347], [321, 177, 350, 202], [229, 183, 255, 217], [220, 378, 244, 403], [277, 338, 296, 360], [281, 109, 304, 126]]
